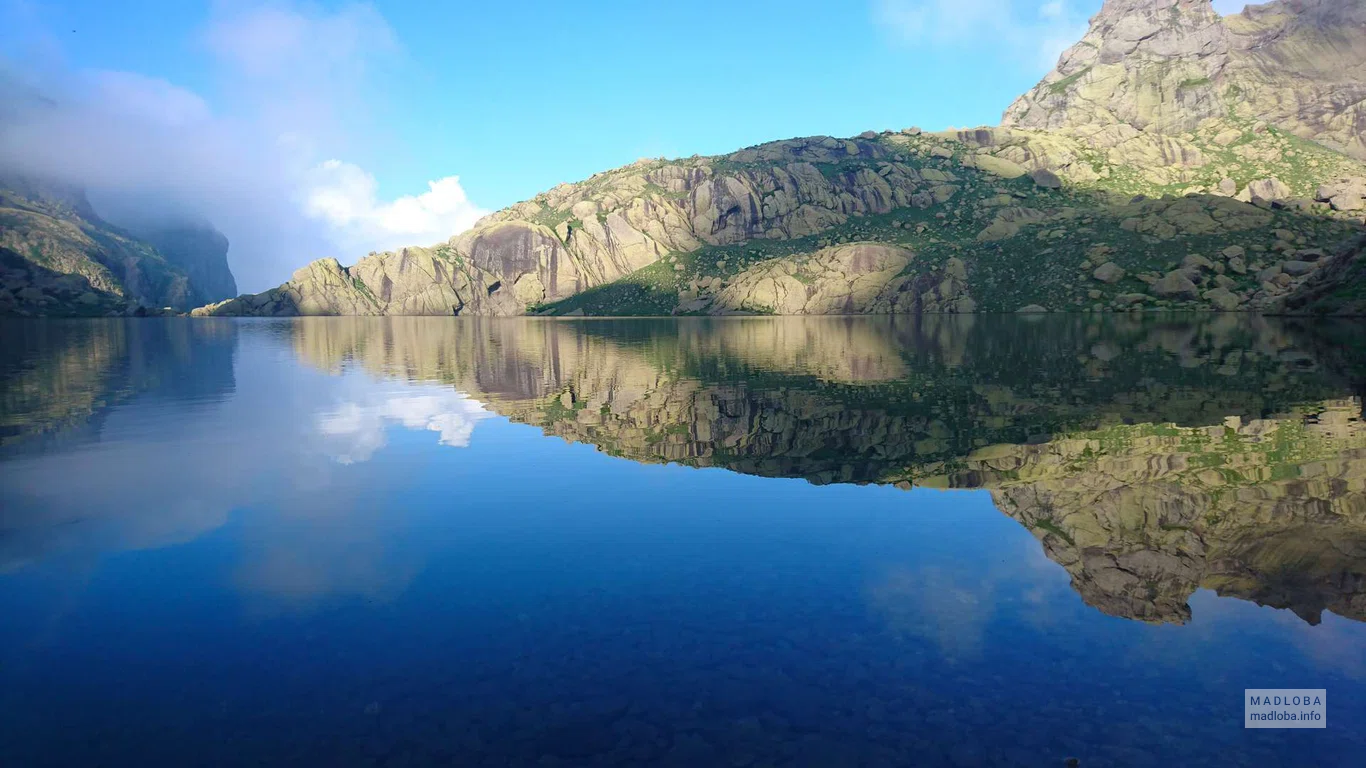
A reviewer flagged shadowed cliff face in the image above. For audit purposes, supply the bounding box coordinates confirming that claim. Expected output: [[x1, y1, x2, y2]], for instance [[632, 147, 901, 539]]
[[0, 176, 237, 314], [286, 314, 1366, 626], [128, 223, 236, 307]]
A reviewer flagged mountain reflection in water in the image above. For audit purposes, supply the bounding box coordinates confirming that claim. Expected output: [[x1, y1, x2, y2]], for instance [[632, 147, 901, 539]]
[[3, 314, 1364, 628], [2, 314, 1366, 767], [281, 314, 1366, 627]]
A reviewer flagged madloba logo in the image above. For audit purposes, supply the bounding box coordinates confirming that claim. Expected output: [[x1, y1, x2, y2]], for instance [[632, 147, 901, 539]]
[[1248, 694, 1322, 707], [1245, 689, 1326, 729]]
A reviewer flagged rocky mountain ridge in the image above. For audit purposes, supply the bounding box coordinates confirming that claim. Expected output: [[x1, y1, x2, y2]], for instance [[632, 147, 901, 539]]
[[0, 175, 236, 315], [192, 0, 1366, 318], [1005, 0, 1366, 158]]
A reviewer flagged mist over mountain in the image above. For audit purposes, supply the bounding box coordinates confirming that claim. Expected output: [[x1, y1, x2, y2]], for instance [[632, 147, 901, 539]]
[[0, 3, 488, 296]]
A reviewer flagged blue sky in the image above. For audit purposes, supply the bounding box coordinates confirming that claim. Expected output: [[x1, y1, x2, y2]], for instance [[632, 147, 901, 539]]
[[1, 0, 1254, 289]]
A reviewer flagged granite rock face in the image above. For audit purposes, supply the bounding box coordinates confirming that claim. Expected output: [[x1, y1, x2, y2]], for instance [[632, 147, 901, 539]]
[[199, 137, 954, 316], [704, 245, 973, 315], [1004, 0, 1366, 159], [197, 244, 520, 318]]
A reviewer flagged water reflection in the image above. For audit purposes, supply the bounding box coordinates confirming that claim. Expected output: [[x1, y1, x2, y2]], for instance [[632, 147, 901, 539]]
[[3, 315, 1366, 766], [280, 314, 1366, 626], [318, 392, 489, 464], [0, 320, 462, 602], [2, 314, 1364, 627]]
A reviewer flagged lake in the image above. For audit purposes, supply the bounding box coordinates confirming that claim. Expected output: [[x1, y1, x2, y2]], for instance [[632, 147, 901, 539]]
[[1, 314, 1364, 766]]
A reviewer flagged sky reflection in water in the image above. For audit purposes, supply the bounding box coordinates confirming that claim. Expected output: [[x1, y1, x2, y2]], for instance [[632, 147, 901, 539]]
[[0, 315, 1364, 766]]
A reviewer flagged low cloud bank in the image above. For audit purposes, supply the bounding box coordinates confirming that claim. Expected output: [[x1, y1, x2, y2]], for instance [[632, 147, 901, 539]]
[[0, 2, 487, 293]]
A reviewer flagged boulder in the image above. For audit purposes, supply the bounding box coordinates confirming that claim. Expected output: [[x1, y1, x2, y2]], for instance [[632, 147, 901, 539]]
[[1202, 287, 1243, 311], [1031, 168, 1064, 189], [1153, 270, 1200, 300], [1245, 178, 1290, 202], [944, 257, 968, 281], [970, 154, 1028, 179], [1280, 260, 1315, 277], [931, 184, 960, 204], [1182, 254, 1214, 271], [1316, 178, 1366, 211], [1332, 194, 1364, 212], [1092, 262, 1126, 284]]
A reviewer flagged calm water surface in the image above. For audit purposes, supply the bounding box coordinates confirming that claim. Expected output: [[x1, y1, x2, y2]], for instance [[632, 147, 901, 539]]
[[1, 315, 1364, 766]]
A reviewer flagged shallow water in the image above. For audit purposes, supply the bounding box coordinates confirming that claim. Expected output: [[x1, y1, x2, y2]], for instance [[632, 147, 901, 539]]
[[1, 314, 1364, 766]]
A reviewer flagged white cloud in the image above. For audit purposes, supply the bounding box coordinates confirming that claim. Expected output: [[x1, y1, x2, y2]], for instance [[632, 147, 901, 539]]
[[318, 390, 491, 464], [873, 0, 1087, 69], [202, 2, 399, 145], [206, 4, 397, 77], [87, 71, 213, 126], [306, 160, 488, 254], [0, 2, 486, 293]]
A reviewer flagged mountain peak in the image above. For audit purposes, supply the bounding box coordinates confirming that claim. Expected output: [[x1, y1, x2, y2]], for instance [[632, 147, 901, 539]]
[[1003, 0, 1366, 158]]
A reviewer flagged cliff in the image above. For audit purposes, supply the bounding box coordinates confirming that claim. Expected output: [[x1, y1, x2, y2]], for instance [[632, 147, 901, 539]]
[[0, 175, 236, 315]]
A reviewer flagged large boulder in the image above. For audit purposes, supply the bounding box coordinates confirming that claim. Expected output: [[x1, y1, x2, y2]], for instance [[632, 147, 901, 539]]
[[1031, 168, 1064, 189], [710, 243, 920, 315], [1153, 270, 1200, 300], [968, 154, 1028, 179], [1280, 260, 1316, 277], [1202, 287, 1243, 311], [1316, 177, 1366, 211], [1093, 262, 1127, 284], [1243, 178, 1291, 203]]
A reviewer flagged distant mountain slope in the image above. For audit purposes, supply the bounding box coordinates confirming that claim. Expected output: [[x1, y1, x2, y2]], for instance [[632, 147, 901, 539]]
[[197, 0, 1366, 318], [0, 175, 235, 315], [127, 222, 237, 306]]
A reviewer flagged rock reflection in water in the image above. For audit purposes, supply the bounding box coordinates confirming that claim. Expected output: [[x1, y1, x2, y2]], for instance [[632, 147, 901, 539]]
[[285, 313, 1366, 626]]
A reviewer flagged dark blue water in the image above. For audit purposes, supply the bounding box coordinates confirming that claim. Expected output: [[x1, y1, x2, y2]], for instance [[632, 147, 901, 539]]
[[1, 315, 1364, 766]]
